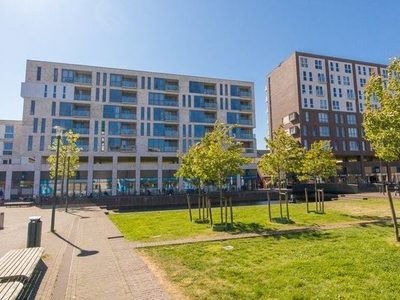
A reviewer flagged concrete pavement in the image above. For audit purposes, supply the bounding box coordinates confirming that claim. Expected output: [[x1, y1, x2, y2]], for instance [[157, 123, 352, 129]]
[[0, 205, 171, 300]]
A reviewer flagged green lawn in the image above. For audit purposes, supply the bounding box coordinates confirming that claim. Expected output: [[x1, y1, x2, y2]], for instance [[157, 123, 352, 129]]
[[109, 199, 398, 242], [109, 199, 400, 299]]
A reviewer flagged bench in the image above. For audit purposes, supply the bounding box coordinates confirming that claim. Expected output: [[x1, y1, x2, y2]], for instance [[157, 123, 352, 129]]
[[0, 247, 45, 300], [4, 202, 34, 208]]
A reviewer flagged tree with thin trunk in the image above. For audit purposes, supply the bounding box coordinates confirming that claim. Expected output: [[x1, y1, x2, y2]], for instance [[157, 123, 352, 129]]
[[258, 125, 303, 221], [298, 140, 339, 213], [175, 142, 209, 222], [363, 56, 400, 242], [47, 130, 80, 210]]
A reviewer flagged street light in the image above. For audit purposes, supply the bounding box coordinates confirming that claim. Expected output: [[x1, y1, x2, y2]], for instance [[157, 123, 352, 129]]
[[65, 152, 71, 212], [51, 126, 64, 232]]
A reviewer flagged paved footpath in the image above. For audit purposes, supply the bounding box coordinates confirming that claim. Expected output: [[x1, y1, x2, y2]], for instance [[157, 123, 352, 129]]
[[0, 205, 171, 300]]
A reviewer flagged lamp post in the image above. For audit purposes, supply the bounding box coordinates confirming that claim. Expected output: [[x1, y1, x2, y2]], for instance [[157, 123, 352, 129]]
[[65, 153, 71, 212], [51, 126, 64, 232]]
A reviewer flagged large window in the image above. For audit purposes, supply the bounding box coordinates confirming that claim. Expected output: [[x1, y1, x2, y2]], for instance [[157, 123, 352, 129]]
[[5, 126, 14, 139], [318, 113, 329, 123], [315, 60, 323, 70], [59, 103, 73, 116], [319, 126, 330, 137], [4, 142, 13, 155], [348, 128, 358, 137], [347, 114, 357, 124]]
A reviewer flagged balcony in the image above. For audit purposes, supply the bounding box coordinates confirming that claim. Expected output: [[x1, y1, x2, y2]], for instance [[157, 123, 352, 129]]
[[203, 88, 216, 95], [120, 112, 137, 120], [74, 87, 91, 101], [121, 96, 137, 104], [72, 109, 90, 117], [121, 80, 137, 88], [239, 90, 252, 97], [164, 130, 179, 137], [204, 102, 217, 109], [121, 128, 137, 136], [240, 104, 253, 111], [165, 84, 179, 91], [238, 118, 253, 125]]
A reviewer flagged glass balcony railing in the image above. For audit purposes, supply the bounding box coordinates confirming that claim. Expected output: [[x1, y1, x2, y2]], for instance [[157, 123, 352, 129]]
[[121, 80, 137, 88], [203, 88, 216, 95], [120, 113, 137, 120], [239, 91, 252, 97], [164, 114, 179, 121], [164, 130, 179, 137], [121, 128, 137, 135], [240, 104, 252, 111], [74, 77, 92, 84], [73, 128, 90, 134], [72, 110, 90, 117], [121, 96, 137, 103], [165, 84, 179, 91], [204, 102, 217, 109], [74, 94, 91, 101], [238, 119, 253, 125]]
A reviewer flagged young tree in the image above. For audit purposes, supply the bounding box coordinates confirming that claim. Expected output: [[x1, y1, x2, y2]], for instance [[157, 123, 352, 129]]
[[363, 56, 400, 242], [175, 142, 209, 222], [258, 125, 303, 220], [47, 130, 80, 211], [298, 140, 339, 213]]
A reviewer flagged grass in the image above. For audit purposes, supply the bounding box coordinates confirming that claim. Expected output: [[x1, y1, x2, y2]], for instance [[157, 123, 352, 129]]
[[139, 225, 400, 299], [109, 199, 399, 242], [108, 199, 400, 299]]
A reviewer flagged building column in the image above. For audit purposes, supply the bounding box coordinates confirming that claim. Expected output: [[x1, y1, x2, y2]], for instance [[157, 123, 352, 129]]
[[5, 170, 12, 200], [112, 156, 118, 196]]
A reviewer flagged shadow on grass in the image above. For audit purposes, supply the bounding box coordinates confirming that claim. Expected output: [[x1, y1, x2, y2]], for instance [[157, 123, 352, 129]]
[[340, 214, 391, 222]]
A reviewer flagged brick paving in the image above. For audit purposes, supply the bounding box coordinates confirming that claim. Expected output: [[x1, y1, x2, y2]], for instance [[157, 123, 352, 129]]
[[0, 191, 395, 299]]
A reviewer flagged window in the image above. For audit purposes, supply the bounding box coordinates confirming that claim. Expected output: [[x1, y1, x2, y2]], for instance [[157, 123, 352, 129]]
[[338, 88, 342, 98], [333, 141, 339, 151], [300, 57, 308, 68], [330, 62, 334, 71], [347, 114, 357, 124], [343, 141, 347, 151], [347, 89, 354, 99], [5, 126, 14, 138], [301, 84, 306, 94], [335, 63, 339, 72], [309, 72, 313, 81], [182, 95, 186, 107], [4, 142, 13, 155], [33, 118, 38, 133], [382, 69, 388, 78], [103, 73, 107, 86], [343, 76, 350, 86], [51, 102, 56, 116], [147, 77, 151, 90], [332, 100, 340, 110], [102, 88, 106, 102], [337, 76, 342, 85], [333, 88, 337, 97], [360, 78, 366, 87], [28, 136, 33, 151], [30, 100, 35, 115], [315, 60, 322, 70], [303, 71, 307, 81], [94, 137, 98, 152], [358, 66, 362, 75], [309, 85, 313, 94], [62, 86, 66, 99], [316, 86, 324, 96], [53, 68, 58, 82], [319, 126, 330, 137], [330, 75, 334, 84], [319, 99, 327, 109], [303, 139, 308, 149], [348, 128, 358, 137], [141, 107, 145, 120], [363, 67, 366, 76], [41, 119, 46, 133], [344, 64, 352, 73], [359, 103, 364, 112], [349, 141, 359, 151], [318, 112, 329, 123], [36, 67, 41, 81], [44, 85, 48, 98], [96, 72, 100, 85], [94, 121, 98, 135], [318, 73, 326, 83], [40, 136, 45, 151], [305, 112, 310, 122], [302, 125, 308, 136], [53, 86, 57, 98], [303, 98, 308, 108], [368, 67, 374, 76], [96, 88, 100, 101], [141, 76, 145, 89], [309, 98, 314, 108], [358, 90, 363, 100], [346, 101, 354, 111]]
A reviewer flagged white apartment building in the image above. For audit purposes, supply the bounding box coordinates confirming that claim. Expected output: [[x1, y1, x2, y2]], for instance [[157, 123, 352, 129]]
[[0, 60, 257, 200]]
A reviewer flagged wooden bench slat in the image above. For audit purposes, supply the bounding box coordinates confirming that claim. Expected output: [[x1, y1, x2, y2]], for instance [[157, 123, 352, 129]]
[[0, 281, 24, 300], [0, 247, 44, 280]]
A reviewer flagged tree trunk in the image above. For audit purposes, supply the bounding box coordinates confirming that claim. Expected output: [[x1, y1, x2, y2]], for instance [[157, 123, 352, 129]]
[[267, 191, 272, 222], [187, 194, 192, 221], [387, 186, 400, 242]]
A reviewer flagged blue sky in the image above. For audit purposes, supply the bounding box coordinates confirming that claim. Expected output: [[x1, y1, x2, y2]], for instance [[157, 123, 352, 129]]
[[1, 0, 399, 148]]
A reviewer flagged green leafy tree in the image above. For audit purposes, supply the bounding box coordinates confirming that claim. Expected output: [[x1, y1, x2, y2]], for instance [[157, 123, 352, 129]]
[[298, 140, 339, 213], [47, 130, 80, 210], [176, 121, 251, 229], [258, 125, 303, 220], [175, 142, 209, 222], [363, 56, 400, 241]]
